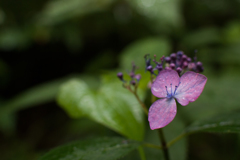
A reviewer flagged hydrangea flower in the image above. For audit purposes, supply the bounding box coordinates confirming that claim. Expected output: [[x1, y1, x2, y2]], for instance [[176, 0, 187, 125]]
[[148, 69, 207, 130]]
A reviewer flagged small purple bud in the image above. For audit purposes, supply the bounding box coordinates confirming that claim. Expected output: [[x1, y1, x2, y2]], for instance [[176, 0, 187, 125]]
[[147, 65, 153, 72], [135, 74, 141, 81], [165, 66, 171, 70], [196, 61, 203, 67], [182, 61, 188, 69], [176, 67, 182, 74], [129, 72, 135, 78], [156, 64, 163, 72], [197, 66, 204, 73], [187, 57, 192, 62], [196, 61, 204, 72], [181, 55, 187, 61], [117, 72, 123, 81], [188, 62, 196, 70], [130, 80, 136, 86], [170, 53, 177, 61], [165, 57, 171, 63], [169, 63, 175, 69], [177, 51, 183, 57]]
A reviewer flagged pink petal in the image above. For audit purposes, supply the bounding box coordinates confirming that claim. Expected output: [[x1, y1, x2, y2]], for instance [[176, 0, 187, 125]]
[[148, 98, 177, 130], [174, 71, 207, 106], [151, 70, 180, 98]]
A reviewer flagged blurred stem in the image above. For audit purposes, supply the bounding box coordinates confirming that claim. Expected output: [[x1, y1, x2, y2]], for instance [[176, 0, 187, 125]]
[[150, 74, 170, 160], [143, 143, 162, 150], [167, 132, 190, 148], [138, 146, 146, 160], [158, 128, 170, 160], [126, 84, 148, 115]]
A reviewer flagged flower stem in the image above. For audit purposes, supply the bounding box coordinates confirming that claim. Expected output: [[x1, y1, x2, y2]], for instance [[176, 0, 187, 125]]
[[158, 128, 170, 160], [143, 143, 162, 150], [125, 84, 149, 115], [167, 132, 191, 148], [133, 91, 149, 115]]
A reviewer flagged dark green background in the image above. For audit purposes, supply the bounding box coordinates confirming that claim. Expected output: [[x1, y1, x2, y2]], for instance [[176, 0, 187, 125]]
[[0, 0, 240, 159]]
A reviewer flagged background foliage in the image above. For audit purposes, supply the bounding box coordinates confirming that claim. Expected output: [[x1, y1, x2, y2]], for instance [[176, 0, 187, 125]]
[[1, 0, 240, 159]]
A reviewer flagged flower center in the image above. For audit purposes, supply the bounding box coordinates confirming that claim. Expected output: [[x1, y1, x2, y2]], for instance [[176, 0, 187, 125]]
[[165, 82, 180, 98]]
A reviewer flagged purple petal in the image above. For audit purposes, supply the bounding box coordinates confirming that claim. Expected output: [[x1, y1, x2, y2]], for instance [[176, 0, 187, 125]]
[[151, 70, 180, 98], [174, 71, 207, 106], [148, 98, 177, 130]]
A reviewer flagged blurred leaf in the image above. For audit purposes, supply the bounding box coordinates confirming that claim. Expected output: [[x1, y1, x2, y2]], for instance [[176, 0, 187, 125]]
[[128, 0, 183, 30], [57, 78, 145, 141], [0, 28, 30, 50], [0, 75, 87, 134], [120, 37, 171, 70], [179, 74, 240, 122], [223, 21, 240, 44], [181, 27, 221, 49], [38, 0, 115, 25], [39, 137, 141, 160], [185, 110, 240, 133]]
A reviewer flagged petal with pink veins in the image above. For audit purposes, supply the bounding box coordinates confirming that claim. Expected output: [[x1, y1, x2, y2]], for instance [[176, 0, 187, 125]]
[[151, 70, 180, 98], [174, 71, 207, 106], [148, 98, 177, 130]]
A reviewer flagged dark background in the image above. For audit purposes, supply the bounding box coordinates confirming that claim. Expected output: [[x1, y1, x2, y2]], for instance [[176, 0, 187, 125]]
[[1, 0, 240, 159]]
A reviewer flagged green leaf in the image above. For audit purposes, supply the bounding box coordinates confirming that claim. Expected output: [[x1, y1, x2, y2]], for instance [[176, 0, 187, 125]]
[[38, 0, 115, 25], [57, 79, 145, 141], [120, 37, 171, 70], [39, 137, 141, 160], [127, 0, 183, 30], [181, 27, 221, 49], [0, 75, 86, 134], [185, 110, 240, 134]]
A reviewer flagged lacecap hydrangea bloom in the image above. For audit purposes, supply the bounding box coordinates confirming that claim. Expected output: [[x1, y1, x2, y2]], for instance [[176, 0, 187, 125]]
[[148, 69, 207, 130]]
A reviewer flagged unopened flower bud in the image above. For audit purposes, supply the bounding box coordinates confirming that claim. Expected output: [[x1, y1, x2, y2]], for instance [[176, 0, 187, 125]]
[[181, 55, 187, 61], [165, 57, 171, 63], [177, 51, 183, 58], [147, 65, 153, 72], [196, 61, 204, 72], [176, 67, 182, 74], [188, 62, 196, 70], [170, 53, 177, 61], [187, 57, 192, 62], [170, 63, 175, 69], [129, 72, 135, 78], [135, 74, 141, 82], [182, 61, 188, 69], [130, 80, 136, 86], [117, 72, 123, 81], [196, 61, 203, 67], [156, 64, 163, 72]]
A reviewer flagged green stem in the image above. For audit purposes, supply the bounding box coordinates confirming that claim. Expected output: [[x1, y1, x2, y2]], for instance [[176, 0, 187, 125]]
[[158, 128, 170, 160], [126, 84, 149, 115], [138, 146, 146, 160], [143, 143, 162, 150], [133, 91, 149, 115], [167, 132, 191, 148]]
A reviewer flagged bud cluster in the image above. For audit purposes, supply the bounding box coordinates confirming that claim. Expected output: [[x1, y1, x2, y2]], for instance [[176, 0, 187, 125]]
[[145, 51, 204, 76], [117, 62, 141, 87]]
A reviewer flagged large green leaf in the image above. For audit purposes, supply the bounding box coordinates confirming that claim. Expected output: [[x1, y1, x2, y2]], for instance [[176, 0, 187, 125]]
[[57, 79, 145, 141], [127, 0, 183, 30], [38, 0, 115, 25], [39, 137, 141, 160], [185, 110, 240, 134], [120, 37, 171, 70]]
